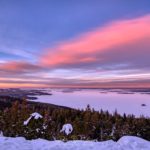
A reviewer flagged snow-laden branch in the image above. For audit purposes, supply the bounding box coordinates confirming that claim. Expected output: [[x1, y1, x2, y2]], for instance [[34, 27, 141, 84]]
[[23, 112, 43, 126]]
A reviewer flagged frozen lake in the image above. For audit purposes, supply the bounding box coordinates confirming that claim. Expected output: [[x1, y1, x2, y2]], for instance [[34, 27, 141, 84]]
[[33, 89, 150, 117]]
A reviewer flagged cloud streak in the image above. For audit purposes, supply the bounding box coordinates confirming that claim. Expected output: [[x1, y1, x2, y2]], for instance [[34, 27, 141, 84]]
[[40, 15, 150, 70], [0, 61, 42, 75]]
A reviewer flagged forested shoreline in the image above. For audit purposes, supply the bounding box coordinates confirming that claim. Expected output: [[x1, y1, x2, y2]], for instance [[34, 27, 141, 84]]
[[0, 97, 149, 141]]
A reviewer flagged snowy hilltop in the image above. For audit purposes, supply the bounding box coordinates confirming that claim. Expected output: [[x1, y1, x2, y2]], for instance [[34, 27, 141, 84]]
[[0, 136, 149, 150]]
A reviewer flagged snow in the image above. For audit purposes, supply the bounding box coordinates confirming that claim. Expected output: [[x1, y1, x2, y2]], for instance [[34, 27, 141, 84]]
[[23, 112, 43, 126], [0, 131, 3, 137], [0, 136, 149, 150], [117, 136, 150, 150], [60, 123, 73, 135]]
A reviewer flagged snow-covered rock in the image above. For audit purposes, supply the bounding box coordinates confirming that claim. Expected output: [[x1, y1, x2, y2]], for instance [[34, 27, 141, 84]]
[[0, 136, 149, 150], [60, 123, 73, 135], [23, 112, 43, 126]]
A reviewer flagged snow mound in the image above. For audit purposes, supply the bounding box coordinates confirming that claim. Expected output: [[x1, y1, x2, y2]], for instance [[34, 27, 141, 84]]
[[23, 112, 43, 125], [60, 123, 73, 135], [0, 136, 149, 150], [117, 136, 150, 150]]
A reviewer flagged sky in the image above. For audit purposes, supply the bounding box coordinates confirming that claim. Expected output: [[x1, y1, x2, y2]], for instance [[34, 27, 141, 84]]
[[0, 0, 150, 88]]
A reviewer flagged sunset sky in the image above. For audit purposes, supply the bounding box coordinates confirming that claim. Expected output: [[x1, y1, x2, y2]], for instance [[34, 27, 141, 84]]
[[0, 0, 150, 88]]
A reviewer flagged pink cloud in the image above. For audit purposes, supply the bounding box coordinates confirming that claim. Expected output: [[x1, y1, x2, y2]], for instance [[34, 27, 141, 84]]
[[41, 15, 150, 68], [0, 61, 41, 73]]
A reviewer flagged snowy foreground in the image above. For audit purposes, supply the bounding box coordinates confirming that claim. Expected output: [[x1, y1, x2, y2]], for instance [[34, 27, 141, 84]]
[[0, 136, 150, 150]]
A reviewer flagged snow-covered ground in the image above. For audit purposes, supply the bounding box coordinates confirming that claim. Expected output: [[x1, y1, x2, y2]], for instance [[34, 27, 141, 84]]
[[0, 136, 149, 150]]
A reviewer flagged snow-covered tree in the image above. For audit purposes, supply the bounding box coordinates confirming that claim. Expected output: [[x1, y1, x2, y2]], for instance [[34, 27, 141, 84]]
[[23, 112, 43, 139], [24, 112, 43, 126], [0, 131, 3, 137], [60, 124, 73, 135]]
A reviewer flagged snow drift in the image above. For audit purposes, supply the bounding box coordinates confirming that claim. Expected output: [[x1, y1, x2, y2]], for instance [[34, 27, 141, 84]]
[[0, 136, 149, 150]]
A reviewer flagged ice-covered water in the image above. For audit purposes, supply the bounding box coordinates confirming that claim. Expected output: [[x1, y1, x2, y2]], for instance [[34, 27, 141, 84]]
[[33, 89, 150, 117]]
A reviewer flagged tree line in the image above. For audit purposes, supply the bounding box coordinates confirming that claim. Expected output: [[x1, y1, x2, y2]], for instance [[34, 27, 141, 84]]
[[0, 99, 150, 141]]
